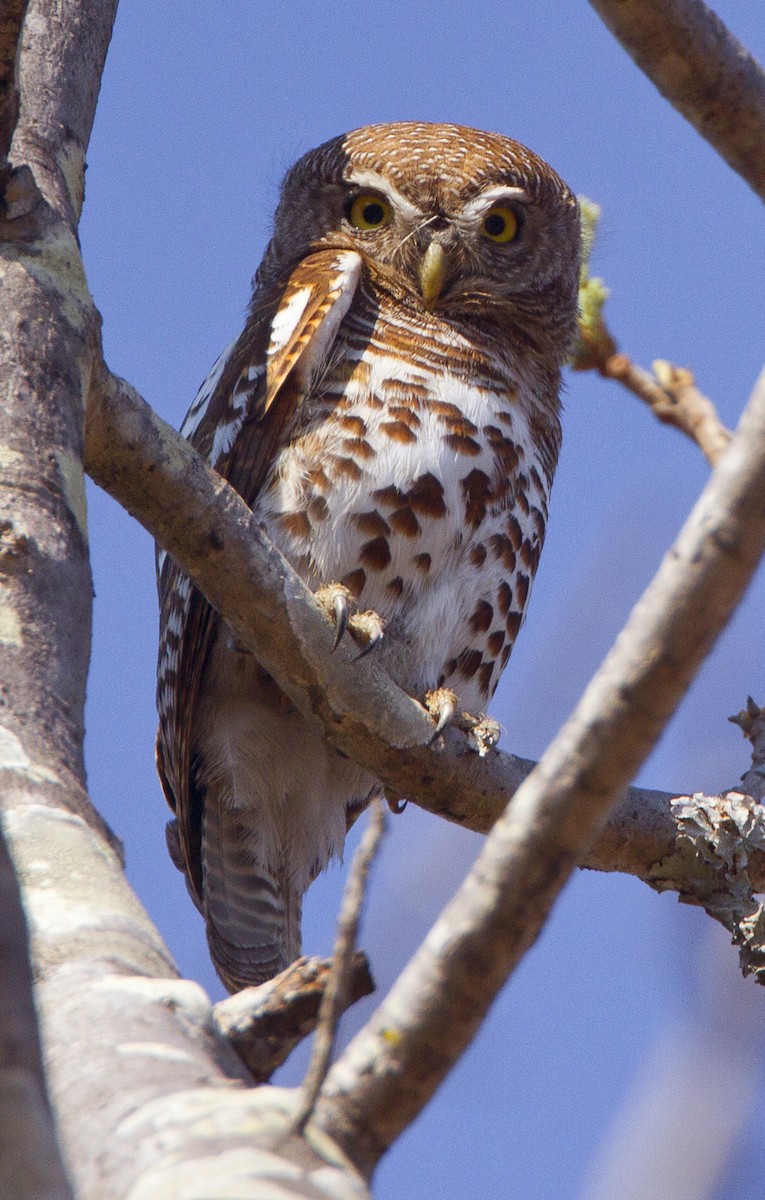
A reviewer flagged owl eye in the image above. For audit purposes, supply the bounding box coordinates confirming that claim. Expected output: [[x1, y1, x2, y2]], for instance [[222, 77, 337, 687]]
[[481, 205, 519, 244], [348, 194, 393, 231]]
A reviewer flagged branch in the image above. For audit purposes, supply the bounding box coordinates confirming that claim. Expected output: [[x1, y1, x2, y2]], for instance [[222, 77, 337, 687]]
[[0, 822, 72, 1200], [212, 953, 375, 1083], [84, 370, 765, 890], [310, 367, 765, 1177], [587, 0, 765, 203]]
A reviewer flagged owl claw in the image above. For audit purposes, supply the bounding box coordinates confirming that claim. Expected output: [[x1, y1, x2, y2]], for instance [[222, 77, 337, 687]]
[[348, 610, 386, 659], [454, 712, 502, 757], [332, 592, 349, 650], [424, 688, 458, 736], [315, 583, 356, 651]]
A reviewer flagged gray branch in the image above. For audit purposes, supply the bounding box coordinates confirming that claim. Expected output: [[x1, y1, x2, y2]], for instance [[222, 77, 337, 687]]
[[84, 370, 765, 893], [588, 0, 765, 203]]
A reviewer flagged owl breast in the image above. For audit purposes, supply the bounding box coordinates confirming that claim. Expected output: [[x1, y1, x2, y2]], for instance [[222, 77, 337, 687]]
[[258, 293, 560, 711]]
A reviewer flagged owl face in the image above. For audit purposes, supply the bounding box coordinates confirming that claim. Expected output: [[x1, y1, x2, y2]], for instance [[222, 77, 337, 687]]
[[265, 122, 580, 356]]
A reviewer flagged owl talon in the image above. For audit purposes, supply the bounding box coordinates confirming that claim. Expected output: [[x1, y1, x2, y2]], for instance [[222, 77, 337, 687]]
[[348, 610, 385, 659], [424, 688, 458, 736], [315, 583, 356, 651], [332, 592, 349, 650], [454, 711, 501, 757]]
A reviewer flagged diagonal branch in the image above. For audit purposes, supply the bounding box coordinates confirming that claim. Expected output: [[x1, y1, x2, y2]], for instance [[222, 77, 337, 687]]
[[84, 368, 765, 892], [310, 367, 765, 1177], [588, 0, 765, 203]]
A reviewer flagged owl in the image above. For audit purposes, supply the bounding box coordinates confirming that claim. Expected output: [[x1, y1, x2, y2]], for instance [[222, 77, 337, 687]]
[[156, 122, 580, 992]]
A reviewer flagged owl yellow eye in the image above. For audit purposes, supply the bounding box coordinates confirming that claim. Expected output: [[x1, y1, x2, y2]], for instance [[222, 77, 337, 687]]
[[348, 194, 393, 230], [481, 205, 519, 244]]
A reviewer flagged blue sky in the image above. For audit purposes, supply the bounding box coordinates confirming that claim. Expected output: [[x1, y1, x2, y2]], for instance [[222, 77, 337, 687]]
[[81, 4, 765, 1197]]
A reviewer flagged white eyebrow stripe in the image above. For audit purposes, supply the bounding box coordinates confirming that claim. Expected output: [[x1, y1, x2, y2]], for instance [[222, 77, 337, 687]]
[[460, 185, 530, 219], [344, 168, 423, 222]]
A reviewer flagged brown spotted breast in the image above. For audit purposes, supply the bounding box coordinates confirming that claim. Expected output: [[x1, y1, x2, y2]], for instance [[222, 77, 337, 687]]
[[258, 285, 561, 713]]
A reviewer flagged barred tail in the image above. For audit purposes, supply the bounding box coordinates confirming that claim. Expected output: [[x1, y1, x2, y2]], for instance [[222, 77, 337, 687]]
[[201, 798, 301, 992]]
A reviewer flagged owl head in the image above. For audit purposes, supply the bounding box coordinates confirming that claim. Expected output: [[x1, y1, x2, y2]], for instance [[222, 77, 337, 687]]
[[260, 122, 581, 362]]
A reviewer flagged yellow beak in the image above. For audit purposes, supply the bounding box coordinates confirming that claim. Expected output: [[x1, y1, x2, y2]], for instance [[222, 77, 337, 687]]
[[418, 241, 447, 310]]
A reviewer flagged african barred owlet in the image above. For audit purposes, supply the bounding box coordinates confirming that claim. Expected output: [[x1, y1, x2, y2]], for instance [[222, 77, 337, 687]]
[[156, 122, 580, 991]]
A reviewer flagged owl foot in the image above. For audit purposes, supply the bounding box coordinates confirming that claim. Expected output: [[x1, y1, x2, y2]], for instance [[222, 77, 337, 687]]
[[453, 711, 501, 757], [315, 583, 356, 651], [424, 687, 458, 736], [315, 584, 385, 659], [348, 609, 386, 659]]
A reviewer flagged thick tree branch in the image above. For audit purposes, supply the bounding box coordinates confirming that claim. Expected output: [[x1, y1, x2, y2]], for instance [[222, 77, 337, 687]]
[[310, 368, 765, 1177], [588, 0, 765, 203], [84, 368, 765, 890], [0, 823, 72, 1200], [2, 4, 377, 1197]]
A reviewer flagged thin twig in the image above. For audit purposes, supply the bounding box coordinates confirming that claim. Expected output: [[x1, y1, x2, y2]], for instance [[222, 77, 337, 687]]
[[588, 0, 765, 203], [599, 352, 731, 467], [292, 798, 386, 1134]]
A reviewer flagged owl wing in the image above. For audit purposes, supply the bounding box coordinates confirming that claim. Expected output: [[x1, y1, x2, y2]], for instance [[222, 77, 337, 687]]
[[156, 248, 362, 906]]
